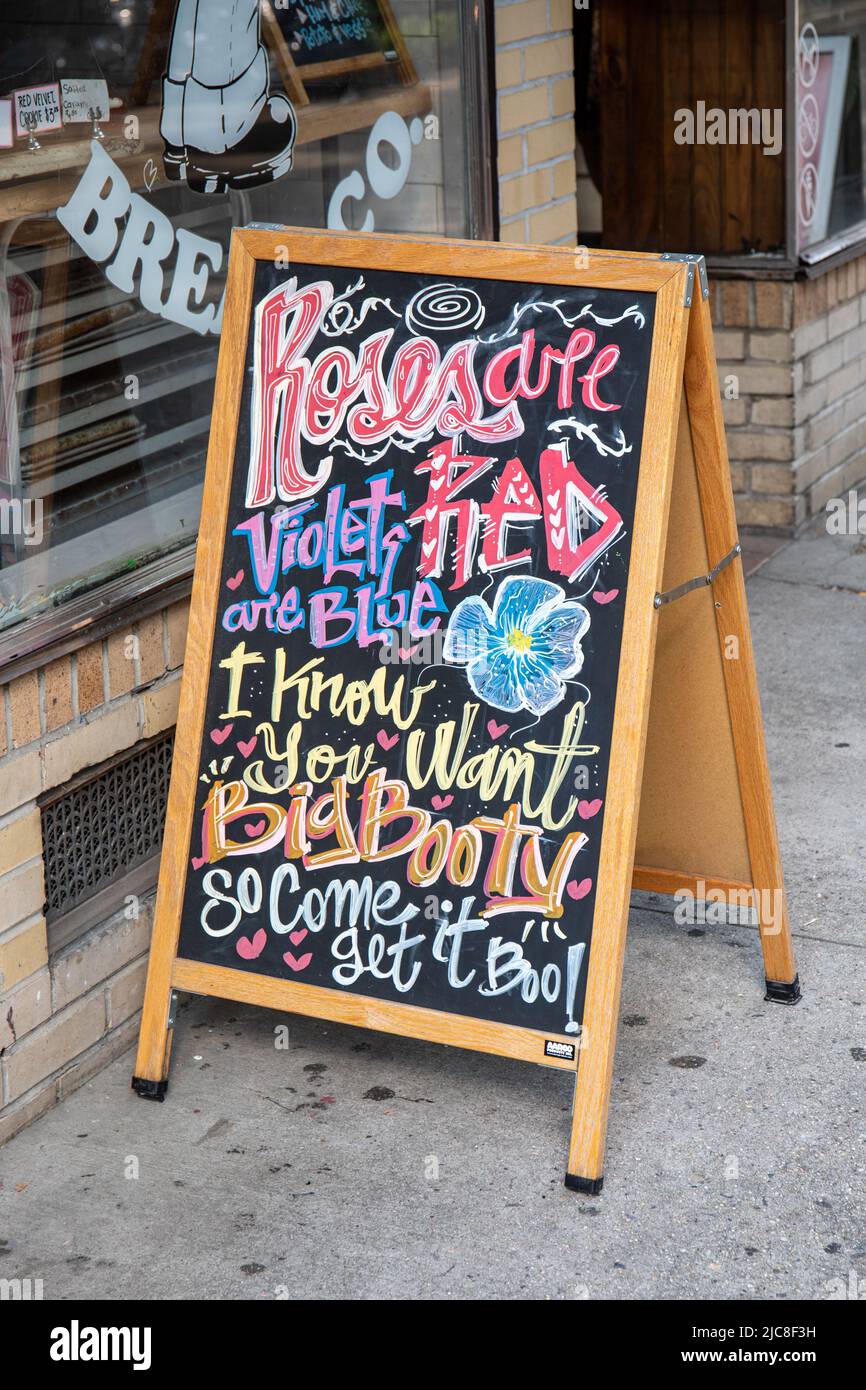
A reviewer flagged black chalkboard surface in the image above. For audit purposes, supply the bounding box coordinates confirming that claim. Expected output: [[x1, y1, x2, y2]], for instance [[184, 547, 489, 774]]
[[175, 256, 656, 1042], [275, 0, 397, 72]]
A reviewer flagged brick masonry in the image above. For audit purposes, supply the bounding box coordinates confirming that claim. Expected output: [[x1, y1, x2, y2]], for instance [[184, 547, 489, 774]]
[[710, 256, 866, 533], [494, 0, 578, 247], [0, 602, 187, 1144]]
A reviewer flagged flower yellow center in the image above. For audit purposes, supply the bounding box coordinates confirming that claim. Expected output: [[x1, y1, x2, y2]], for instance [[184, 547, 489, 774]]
[[507, 628, 532, 654]]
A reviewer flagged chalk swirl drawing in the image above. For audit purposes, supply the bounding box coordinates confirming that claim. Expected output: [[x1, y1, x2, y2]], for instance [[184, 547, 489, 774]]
[[405, 283, 486, 334], [444, 575, 590, 716]]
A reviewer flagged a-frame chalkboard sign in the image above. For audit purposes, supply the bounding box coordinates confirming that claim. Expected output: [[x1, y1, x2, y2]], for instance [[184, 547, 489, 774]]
[[133, 229, 800, 1193]]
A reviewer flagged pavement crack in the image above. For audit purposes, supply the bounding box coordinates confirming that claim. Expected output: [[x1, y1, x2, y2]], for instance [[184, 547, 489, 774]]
[[260, 1094, 295, 1114], [753, 571, 866, 597]]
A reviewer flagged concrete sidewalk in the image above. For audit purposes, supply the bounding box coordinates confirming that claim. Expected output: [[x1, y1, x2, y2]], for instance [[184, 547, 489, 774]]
[[1, 522, 864, 1301]]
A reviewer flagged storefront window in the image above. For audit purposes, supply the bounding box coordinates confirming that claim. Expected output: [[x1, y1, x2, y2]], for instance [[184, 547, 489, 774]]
[[796, 4, 866, 255], [0, 0, 492, 652]]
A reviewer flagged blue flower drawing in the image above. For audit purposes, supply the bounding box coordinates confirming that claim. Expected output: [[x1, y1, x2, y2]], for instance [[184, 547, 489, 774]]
[[444, 575, 590, 715]]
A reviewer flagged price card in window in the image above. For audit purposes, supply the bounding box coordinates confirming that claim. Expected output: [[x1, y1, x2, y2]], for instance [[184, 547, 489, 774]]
[[60, 79, 110, 125], [14, 83, 62, 136], [0, 100, 13, 149]]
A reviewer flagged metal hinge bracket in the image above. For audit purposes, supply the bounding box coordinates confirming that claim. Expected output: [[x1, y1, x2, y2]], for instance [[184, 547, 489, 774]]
[[654, 543, 741, 609], [660, 252, 709, 304]]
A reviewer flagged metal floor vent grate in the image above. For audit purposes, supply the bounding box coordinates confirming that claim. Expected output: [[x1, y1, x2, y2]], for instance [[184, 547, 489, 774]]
[[41, 732, 174, 923]]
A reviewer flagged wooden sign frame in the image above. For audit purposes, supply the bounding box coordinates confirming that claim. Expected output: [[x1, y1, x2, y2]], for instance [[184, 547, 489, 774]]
[[133, 230, 799, 1194]]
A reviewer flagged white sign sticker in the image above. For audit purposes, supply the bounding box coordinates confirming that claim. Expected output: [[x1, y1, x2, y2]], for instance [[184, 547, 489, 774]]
[[14, 83, 62, 136], [0, 99, 13, 149], [60, 78, 110, 125]]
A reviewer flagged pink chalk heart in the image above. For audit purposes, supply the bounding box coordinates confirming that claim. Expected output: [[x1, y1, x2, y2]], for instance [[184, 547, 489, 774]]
[[377, 729, 399, 751], [283, 950, 313, 972], [578, 798, 603, 820], [289, 928, 308, 946], [399, 644, 419, 661], [244, 819, 267, 838], [431, 794, 454, 811], [567, 877, 593, 901], [236, 928, 267, 960], [593, 588, 619, 605], [210, 724, 233, 745], [226, 569, 244, 590], [237, 736, 258, 757], [191, 854, 206, 871], [487, 719, 509, 738]]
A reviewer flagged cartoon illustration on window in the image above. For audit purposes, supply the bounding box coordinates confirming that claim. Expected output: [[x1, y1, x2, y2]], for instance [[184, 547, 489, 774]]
[[161, 0, 297, 194]]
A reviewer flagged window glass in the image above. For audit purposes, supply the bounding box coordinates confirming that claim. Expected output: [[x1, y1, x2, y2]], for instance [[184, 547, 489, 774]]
[[797, 4, 866, 251], [0, 0, 490, 639]]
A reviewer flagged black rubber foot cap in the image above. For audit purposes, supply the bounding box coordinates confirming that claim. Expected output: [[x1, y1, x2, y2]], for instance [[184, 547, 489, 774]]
[[765, 973, 802, 1005], [131, 1076, 168, 1101], [565, 1173, 603, 1195]]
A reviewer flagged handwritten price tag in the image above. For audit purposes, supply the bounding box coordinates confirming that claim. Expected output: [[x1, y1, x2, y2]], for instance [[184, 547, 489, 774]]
[[14, 83, 62, 136], [60, 79, 110, 125]]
